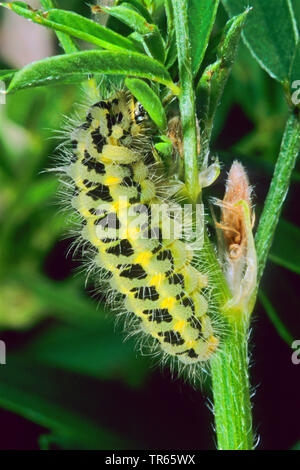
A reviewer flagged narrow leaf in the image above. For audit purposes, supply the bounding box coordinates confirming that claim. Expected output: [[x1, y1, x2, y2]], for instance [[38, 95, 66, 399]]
[[196, 10, 248, 149], [117, 0, 154, 23], [188, 0, 220, 75], [7, 51, 180, 95], [259, 291, 294, 345], [222, 0, 298, 83], [1, 2, 138, 52], [101, 4, 165, 62], [125, 78, 167, 130], [269, 218, 300, 275], [0, 358, 133, 449], [40, 0, 79, 53]]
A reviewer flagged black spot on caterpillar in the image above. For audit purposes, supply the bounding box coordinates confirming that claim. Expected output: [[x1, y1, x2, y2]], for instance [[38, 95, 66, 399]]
[[62, 90, 219, 368]]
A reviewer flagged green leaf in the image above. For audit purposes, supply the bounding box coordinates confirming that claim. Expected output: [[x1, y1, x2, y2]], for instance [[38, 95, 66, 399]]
[[125, 78, 167, 130], [222, 0, 299, 83], [0, 357, 134, 449], [259, 290, 294, 345], [40, 0, 79, 54], [269, 218, 300, 275], [12, 271, 108, 328], [0, 69, 17, 84], [0, 69, 18, 79], [188, 0, 220, 76], [196, 10, 248, 149], [290, 40, 300, 99], [24, 321, 148, 384], [1, 2, 138, 53], [101, 4, 165, 62], [7, 50, 180, 95], [117, 0, 154, 23]]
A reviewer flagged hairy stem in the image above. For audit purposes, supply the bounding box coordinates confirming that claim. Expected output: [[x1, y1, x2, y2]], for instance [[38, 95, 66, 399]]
[[210, 320, 253, 450], [255, 111, 300, 283], [171, 0, 253, 449], [172, 0, 199, 201]]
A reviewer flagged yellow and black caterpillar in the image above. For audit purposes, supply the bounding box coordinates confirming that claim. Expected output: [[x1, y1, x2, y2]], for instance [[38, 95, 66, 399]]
[[63, 91, 219, 366]]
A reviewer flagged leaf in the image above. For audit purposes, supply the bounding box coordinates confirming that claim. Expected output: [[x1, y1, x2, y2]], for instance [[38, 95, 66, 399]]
[[0, 69, 17, 85], [290, 40, 300, 96], [101, 4, 165, 62], [7, 50, 180, 95], [0, 69, 18, 79], [0, 357, 134, 449], [196, 10, 248, 144], [24, 321, 148, 384], [1, 2, 138, 53], [269, 218, 300, 275], [12, 271, 107, 328], [125, 78, 167, 130], [259, 290, 294, 345], [222, 0, 299, 83], [117, 0, 154, 23], [188, 0, 220, 76], [40, 0, 79, 54]]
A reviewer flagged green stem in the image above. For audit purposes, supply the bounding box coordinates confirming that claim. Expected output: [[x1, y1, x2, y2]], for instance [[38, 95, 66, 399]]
[[172, 0, 199, 201], [255, 111, 300, 283], [210, 320, 254, 450]]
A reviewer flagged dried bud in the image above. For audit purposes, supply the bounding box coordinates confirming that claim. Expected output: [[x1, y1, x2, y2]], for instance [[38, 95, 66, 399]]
[[216, 161, 257, 313], [221, 161, 252, 261]]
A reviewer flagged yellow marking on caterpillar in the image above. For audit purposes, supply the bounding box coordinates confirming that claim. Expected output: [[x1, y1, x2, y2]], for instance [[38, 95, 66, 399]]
[[134, 251, 152, 265], [149, 273, 165, 288], [104, 176, 121, 186], [174, 320, 186, 333], [113, 199, 129, 211], [160, 297, 176, 310]]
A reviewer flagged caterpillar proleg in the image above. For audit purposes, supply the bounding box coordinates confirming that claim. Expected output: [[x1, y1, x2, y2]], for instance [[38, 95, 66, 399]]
[[59, 89, 219, 368]]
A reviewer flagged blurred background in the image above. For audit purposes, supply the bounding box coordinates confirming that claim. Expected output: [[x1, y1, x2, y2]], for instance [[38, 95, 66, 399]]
[[0, 0, 299, 450]]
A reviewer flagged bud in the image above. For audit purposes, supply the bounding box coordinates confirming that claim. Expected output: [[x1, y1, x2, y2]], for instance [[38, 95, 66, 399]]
[[216, 161, 257, 316]]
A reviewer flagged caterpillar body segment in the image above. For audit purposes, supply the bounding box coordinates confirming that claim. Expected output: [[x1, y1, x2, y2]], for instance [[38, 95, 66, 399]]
[[65, 91, 219, 365]]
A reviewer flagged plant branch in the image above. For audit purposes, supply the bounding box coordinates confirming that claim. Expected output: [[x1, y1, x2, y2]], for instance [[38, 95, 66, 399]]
[[255, 111, 300, 283], [172, 0, 199, 201], [210, 320, 254, 450]]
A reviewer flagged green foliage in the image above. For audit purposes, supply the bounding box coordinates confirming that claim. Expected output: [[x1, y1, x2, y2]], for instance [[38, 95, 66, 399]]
[[7, 50, 179, 95], [188, 0, 220, 76], [125, 77, 167, 130], [222, 0, 299, 84], [1, 2, 139, 52], [197, 9, 249, 151], [0, 0, 300, 451]]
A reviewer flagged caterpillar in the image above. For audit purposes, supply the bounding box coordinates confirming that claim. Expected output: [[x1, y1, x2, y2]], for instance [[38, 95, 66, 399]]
[[60, 89, 219, 368]]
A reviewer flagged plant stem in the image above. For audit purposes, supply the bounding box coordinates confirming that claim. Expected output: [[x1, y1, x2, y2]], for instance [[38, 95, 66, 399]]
[[255, 111, 300, 283], [171, 0, 253, 449], [210, 320, 254, 450], [172, 0, 199, 201]]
